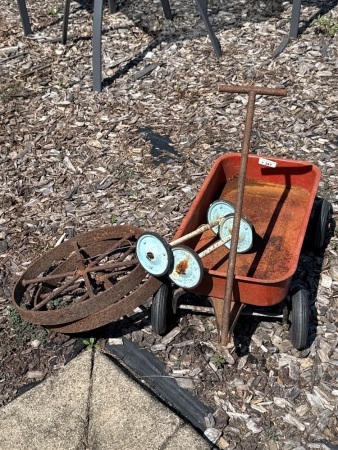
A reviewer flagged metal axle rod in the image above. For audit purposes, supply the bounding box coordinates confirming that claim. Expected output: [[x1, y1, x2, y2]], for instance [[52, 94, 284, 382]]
[[170, 219, 221, 246], [197, 233, 232, 259]]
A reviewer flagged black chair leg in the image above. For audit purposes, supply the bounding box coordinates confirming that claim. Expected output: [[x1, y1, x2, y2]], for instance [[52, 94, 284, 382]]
[[62, 0, 71, 44], [289, 0, 302, 39], [93, 0, 104, 92], [108, 0, 117, 14], [160, 0, 173, 20], [16, 0, 32, 35], [194, 0, 222, 58], [63, 0, 113, 46]]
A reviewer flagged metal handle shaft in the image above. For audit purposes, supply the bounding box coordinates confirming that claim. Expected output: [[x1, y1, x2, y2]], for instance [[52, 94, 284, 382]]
[[219, 84, 287, 346]]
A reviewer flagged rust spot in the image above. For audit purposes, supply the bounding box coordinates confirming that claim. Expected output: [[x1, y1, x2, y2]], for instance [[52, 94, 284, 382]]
[[147, 252, 154, 260], [176, 258, 189, 275]]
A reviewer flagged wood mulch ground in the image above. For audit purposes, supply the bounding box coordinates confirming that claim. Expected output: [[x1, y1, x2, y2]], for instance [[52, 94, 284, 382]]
[[1, 0, 338, 448]]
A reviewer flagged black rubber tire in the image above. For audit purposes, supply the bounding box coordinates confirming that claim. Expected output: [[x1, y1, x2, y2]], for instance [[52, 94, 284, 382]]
[[289, 289, 309, 350], [313, 199, 331, 250], [151, 281, 173, 335]]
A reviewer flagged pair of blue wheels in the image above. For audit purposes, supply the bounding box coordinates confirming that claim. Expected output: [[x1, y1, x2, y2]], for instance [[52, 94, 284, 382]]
[[136, 199, 235, 276], [136, 232, 205, 290], [136, 200, 254, 290]]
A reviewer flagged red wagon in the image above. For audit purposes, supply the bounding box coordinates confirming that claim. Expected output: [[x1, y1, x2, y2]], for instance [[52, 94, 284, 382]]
[[145, 86, 332, 350], [150, 152, 332, 350], [174, 153, 320, 305]]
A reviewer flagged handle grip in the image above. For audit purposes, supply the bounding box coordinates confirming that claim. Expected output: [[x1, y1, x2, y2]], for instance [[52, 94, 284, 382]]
[[219, 84, 287, 97]]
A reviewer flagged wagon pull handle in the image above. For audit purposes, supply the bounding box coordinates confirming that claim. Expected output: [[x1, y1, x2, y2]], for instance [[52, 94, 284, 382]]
[[218, 84, 287, 346], [219, 84, 287, 97]]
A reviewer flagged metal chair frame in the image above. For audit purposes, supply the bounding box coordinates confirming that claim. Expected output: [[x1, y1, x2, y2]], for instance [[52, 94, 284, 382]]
[[15, 0, 302, 92], [62, 0, 222, 92], [289, 0, 302, 39]]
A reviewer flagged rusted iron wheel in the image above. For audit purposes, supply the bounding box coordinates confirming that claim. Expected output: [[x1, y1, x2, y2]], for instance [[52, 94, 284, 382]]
[[46, 274, 162, 333], [12, 226, 162, 331]]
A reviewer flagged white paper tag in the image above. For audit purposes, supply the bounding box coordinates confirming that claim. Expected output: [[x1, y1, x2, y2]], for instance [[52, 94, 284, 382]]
[[258, 157, 277, 168]]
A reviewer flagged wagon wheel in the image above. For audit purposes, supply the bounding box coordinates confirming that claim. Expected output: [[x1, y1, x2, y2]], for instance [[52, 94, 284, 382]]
[[289, 289, 309, 350], [207, 200, 235, 234], [12, 226, 162, 330], [219, 214, 254, 253], [313, 199, 332, 251], [169, 245, 204, 290], [136, 232, 173, 277], [151, 281, 174, 335]]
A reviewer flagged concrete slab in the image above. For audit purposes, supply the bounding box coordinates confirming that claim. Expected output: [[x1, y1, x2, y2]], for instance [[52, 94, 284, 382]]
[[162, 424, 212, 450], [88, 353, 210, 450], [0, 350, 92, 450]]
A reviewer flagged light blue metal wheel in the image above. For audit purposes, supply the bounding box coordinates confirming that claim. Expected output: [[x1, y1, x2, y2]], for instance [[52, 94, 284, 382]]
[[169, 245, 203, 290], [219, 214, 253, 253], [136, 232, 173, 277], [207, 200, 235, 234]]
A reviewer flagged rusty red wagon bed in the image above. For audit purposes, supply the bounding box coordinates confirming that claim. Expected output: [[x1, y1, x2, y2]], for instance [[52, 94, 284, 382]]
[[170, 153, 322, 343], [175, 153, 320, 306]]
